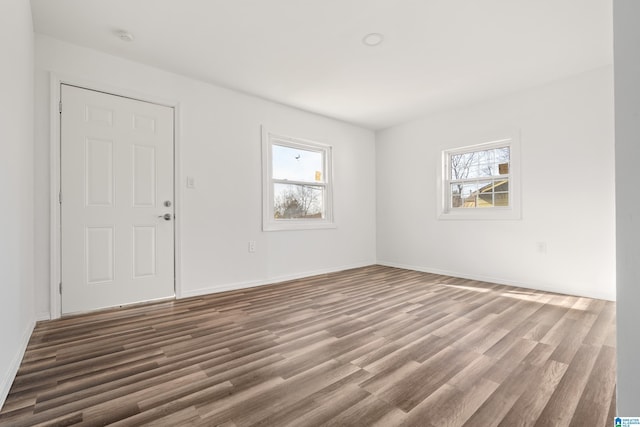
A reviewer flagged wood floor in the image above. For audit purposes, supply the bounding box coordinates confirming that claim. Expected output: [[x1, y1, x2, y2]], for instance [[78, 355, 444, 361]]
[[0, 265, 616, 426]]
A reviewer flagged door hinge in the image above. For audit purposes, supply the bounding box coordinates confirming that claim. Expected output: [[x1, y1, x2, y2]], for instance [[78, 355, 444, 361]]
[[59, 282, 62, 294], [59, 101, 62, 113], [59, 192, 62, 204]]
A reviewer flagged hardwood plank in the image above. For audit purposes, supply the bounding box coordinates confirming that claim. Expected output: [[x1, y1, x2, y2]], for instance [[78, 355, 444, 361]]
[[371, 346, 481, 412], [404, 378, 499, 427], [535, 344, 600, 427], [319, 394, 405, 427], [498, 359, 569, 426], [249, 376, 370, 426], [0, 265, 616, 426], [569, 345, 617, 427]]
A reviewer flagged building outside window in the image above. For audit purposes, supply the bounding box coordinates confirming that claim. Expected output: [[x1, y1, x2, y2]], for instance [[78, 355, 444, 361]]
[[439, 135, 520, 220]]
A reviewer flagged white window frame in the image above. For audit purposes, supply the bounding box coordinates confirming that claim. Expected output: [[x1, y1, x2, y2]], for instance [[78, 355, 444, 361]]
[[437, 134, 521, 220], [262, 128, 334, 231]]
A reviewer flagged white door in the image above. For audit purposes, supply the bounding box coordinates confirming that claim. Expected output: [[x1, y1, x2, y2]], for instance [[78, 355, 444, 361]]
[[60, 84, 175, 314]]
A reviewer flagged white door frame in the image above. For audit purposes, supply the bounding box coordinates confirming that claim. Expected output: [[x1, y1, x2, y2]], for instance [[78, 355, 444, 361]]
[[49, 73, 184, 319]]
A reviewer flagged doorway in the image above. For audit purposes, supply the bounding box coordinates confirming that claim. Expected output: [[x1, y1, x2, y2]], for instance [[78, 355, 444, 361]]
[[60, 84, 175, 314]]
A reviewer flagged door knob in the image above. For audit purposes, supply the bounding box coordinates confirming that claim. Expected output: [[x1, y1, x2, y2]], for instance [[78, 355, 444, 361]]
[[158, 213, 172, 221]]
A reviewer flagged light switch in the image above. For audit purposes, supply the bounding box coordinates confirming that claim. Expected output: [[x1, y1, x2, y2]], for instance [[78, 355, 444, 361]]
[[186, 176, 195, 189]]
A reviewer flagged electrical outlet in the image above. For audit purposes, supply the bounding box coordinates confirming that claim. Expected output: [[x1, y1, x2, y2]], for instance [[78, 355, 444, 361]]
[[248, 240, 256, 253], [536, 242, 547, 254]]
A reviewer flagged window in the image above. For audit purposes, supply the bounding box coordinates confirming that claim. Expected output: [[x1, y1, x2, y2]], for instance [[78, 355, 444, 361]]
[[439, 136, 520, 220], [262, 129, 334, 230]]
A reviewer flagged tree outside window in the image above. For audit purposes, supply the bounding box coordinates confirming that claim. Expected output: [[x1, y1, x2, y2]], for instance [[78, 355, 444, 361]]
[[262, 130, 334, 230]]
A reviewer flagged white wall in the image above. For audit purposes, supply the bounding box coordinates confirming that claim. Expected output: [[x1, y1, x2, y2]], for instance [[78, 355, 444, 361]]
[[0, 0, 35, 408], [34, 35, 376, 317], [376, 66, 615, 301], [614, 0, 640, 414]]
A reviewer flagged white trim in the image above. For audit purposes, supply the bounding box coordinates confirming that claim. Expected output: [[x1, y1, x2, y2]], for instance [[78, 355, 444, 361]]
[[181, 261, 373, 298], [49, 72, 183, 318], [436, 131, 522, 221], [444, 138, 512, 156], [376, 261, 615, 302], [0, 318, 36, 409], [36, 312, 51, 322], [49, 74, 61, 319], [262, 221, 338, 231], [173, 103, 184, 298], [261, 127, 335, 231]]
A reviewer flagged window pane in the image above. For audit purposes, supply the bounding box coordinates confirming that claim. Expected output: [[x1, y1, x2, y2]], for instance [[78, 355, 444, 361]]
[[495, 147, 510, 162], [450, 152, 475, 179], [273, 183, 324, 219], [494, 192, 509, 206], [495, 147, 510, 175], [475, 163, 496, 177], [465, 164, 479, 179], [444, 143, 512, 214], [462, 181, 491, 195], [494, 179, 509, 192], [450, 183, 462, 207], [273, 144, 323, 182], [459, 181, 483, 208], [454, 181, 510, 208], [461, 194, 477, 208], [477, 149, 494, 165], [452, 180, 510, 209], [451, 146, 509, 180], [477, 194, 494, 207]]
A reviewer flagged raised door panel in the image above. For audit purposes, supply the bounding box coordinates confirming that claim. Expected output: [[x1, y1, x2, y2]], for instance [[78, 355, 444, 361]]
[[132, 145, 156, 208], [85, 226, 114, 284], [133, 226, 156, 278], [85, 138, 114, 207]]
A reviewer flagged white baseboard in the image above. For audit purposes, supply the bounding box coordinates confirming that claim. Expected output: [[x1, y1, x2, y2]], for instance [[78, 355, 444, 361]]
[[36, 311, 51, 322], [181, 261, 375, 299], [376, 261, 616, 302], [0, 318, 36, 410]]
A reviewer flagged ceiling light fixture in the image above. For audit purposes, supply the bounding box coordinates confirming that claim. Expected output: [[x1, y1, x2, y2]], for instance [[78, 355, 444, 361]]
[[115, 30, 135, 42], [362, 33, 384, 47]]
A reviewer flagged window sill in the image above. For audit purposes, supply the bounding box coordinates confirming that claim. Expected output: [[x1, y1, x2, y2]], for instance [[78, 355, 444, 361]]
[[263, 221, 337, 231], [438, 208, 521, 221]]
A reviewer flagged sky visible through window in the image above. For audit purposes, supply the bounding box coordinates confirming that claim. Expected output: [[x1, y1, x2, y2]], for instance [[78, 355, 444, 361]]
[[450, 147, 509, 180], [271, 143, 325, 219], [272, 144, 323, 182], [449, 146, 510, 209]]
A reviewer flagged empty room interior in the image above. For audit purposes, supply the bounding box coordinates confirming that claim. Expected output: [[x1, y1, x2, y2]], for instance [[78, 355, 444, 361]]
[[2, 0, 640, 425]]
